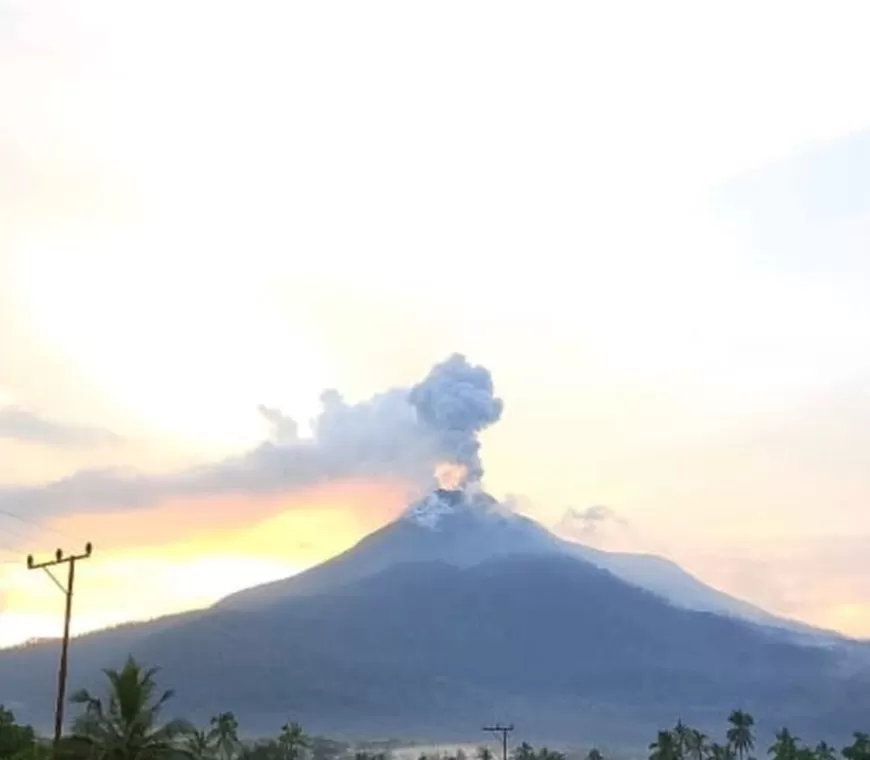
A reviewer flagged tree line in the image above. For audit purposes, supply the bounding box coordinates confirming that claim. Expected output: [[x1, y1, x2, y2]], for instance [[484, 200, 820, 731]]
[[1, 658, 868, 760], [646, 711, 869, 760]]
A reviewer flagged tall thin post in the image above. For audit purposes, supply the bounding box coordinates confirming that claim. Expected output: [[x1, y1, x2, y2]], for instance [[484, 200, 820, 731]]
[[483, 723, 514, 760], [54, 558, 75, 745], [27, 543, 93, 747]]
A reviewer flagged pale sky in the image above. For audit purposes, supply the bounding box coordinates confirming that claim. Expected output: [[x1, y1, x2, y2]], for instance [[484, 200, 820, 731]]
[[2, 0, 870, 647]]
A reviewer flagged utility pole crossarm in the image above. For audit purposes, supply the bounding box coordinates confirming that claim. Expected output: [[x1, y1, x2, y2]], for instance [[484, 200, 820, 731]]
[[26, 542, 93, 748], [483, 723, 514, 760], [27, 543, 92, 570]]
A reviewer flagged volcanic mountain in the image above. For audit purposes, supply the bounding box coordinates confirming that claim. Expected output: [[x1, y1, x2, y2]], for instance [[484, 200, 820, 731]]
[[218, 488, 831, 639], [1, 489, 869, 743]]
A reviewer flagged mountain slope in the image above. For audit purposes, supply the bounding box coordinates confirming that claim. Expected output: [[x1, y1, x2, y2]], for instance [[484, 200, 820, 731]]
[[3, 488, 865, 742], [218, 489, 826, 638], [1, 554, 868, 742], [217, 489, 559, 610]]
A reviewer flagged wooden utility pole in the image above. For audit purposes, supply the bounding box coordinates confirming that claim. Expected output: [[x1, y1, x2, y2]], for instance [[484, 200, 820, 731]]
[[27, 543, 93, 748], [483, 724, 514, 760]]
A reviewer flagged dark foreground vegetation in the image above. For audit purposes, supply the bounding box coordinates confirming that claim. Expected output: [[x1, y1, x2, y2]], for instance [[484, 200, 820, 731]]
[[1, 659, 869, 760]]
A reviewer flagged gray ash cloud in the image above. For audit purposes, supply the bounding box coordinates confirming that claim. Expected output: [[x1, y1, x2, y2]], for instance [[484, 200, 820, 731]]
[[0, 354, 503, 523], [408, 353, 503, 483]]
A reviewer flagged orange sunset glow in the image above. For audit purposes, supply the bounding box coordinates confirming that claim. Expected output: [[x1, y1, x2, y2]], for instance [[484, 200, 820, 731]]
[[0, 479, 412, 648]]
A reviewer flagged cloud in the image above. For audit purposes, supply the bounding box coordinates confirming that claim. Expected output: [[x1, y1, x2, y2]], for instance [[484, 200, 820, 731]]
[[0, 354, 502, 522], [0, 406, 119, 447], [256, 404, 299, 444], [554, 505, 629, 542]]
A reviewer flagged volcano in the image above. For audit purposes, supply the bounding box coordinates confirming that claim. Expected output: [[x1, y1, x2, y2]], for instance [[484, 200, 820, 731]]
[[1, 488, 869, 743], [217, 488, 827, 639]]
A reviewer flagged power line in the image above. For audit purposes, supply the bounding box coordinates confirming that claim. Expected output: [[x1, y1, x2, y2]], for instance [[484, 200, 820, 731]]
[[0, 521, 30, 544], [0, 507, 85, 542], [1, 512, 70, 556], [0, 528, 36, 557], [0, 518, 40, 544], [27, 543, 94, 747]]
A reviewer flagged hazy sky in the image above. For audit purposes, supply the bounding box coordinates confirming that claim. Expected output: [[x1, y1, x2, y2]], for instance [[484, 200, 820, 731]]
[[2, 1, 870, 647]]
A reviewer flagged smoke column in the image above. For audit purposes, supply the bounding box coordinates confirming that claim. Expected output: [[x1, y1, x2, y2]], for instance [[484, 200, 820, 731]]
[[408, 353, 503, 485]]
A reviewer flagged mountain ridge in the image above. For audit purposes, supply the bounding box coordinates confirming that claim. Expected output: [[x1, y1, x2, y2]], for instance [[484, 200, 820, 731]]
[[217, 488, 835, 642], [2, 487, 868, 743], [2, 551, 868, 742]]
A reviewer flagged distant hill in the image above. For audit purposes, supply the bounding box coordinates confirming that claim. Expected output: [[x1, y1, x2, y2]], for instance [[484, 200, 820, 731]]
[[1, 490, 868, 743]]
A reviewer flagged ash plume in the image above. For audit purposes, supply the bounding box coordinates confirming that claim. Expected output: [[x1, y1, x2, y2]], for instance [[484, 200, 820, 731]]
[[0, 354, 504, 521], [408, 353, 503, 483]]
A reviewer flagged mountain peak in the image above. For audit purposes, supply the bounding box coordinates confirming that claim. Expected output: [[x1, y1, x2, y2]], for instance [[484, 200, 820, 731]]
[[401, 487, 510, 529], [219, 485, 821, 642]]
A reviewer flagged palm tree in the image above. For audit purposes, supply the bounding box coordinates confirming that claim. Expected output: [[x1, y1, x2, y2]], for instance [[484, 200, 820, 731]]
[[842, 733, 870, 760], [586, 749, 603, 760], [727, 711, 756, 760], [0, 706, 15, 733], [208, 714, 240, 760], [673, 721, 690, 760], [649, 732, 679, 760], [685, 730, 708, 760], [0, 706, 37, 759], [277, 724, 308, 760], [515, 744, 535, 760], [69, 656, 193, 760], [185, 731, 217, 760], [239, 740, 282, 760], [477, 748, 494, 760], [814, 743, 837, 760], [710, 744, 736, 760], [769, 729, 799, 760]]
